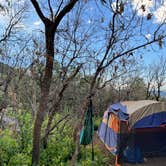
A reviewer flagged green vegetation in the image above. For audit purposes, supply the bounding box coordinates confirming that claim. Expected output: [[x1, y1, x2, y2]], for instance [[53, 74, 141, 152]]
[[0, 111, 110, 166], [77, 146, 110, 166], [94, 117, 102, 131], [0, 1, 166, 165]]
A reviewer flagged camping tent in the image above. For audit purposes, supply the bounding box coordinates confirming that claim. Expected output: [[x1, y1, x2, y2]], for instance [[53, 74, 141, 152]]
[[98, 102, 129, 155], [98, 100, 166, 163], [122, 100, 166, 157]]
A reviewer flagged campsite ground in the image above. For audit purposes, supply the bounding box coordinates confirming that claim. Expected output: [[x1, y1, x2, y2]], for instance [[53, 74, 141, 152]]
[[94, 133, 115, 165], [95, 133, 166, 166], [124, 156, 166, 166]]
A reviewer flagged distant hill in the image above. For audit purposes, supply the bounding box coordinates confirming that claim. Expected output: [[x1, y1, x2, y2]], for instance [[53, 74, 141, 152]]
[[0, 62, 13, 74], [160, 91, 166, 98]]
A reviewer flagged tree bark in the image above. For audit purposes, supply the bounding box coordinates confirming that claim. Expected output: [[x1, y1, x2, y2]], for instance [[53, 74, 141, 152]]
[[42, 65, 81, 148], [42, 102, 59, 149], [70, 97, 90, 166], [30, 1, 79, 165], [32, 24, 55, 165], [156, 84, 161, 101]]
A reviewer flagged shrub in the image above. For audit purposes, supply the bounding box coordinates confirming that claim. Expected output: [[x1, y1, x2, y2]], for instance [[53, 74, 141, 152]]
[[94, 117, 102, 131], [77, 145, 110, 166], [8, 153, 31, 166], [0, 129, 19, 165]]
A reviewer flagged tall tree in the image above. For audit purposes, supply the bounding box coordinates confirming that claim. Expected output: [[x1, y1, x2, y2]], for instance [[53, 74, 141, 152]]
[[144, 55, 166, 101], [0, 0, 27, 112], [70, 0, 166, 164], [30, 0, 78, 165], [0, 0, 26, 43]]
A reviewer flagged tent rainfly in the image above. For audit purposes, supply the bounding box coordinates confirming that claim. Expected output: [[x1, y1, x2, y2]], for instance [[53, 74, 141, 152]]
[[98, 100, 166, 164]]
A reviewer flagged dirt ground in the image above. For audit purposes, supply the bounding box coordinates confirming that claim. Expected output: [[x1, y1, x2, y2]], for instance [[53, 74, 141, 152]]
[[95, 133, 166, 166], [94, 133, 115, 165], [123, 156, 166, 166]]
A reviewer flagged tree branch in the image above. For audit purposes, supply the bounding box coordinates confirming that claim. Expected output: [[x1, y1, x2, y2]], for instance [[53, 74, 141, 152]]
[[31, 0, 48, 23], [102, 36, 166, 70], [48, 0, 54, 21], [44, 114, 70, 138], [54, 0, 78, 26]]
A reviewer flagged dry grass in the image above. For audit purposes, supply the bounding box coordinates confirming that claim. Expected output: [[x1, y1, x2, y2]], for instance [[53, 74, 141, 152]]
[[94, 132, 115, 165]]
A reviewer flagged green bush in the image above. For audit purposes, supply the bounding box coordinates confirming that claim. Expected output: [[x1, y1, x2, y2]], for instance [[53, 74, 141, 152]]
[[94, 117, 102, 131], [40, 124, 75, 166], [16, 112, 32, 154], [77, 145, 110, 166], [8, 153, 31, 166], [0, 130, 19, 165], [0, 111, 32, 166], [0, 112, 110, 166]]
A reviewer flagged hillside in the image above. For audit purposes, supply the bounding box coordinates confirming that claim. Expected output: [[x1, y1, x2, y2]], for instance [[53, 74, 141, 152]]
[[161, 91, 166, 98], [0, 62, 13, 74]]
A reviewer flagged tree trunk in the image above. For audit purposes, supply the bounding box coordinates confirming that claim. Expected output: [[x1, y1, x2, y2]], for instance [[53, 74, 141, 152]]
[[146, 82, 150, 99], [70, 97, 89, 166], [156, 84, 161, 101], [32, 87, 51, 165], [32, 26, 55, 166], [30, 1, 79, 164], [42, 102, 59, 149], [42, 66, 82, 148], [70, 124, 81, 166]]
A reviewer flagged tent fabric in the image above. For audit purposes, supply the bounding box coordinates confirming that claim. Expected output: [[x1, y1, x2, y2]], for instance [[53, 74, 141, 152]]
[[123, 146, 144, 163], [98, 112, 119, 155], [134, 127, 166, 156], [110, 103, 127, 114], [121, 100, 158, 114], [133, 112, 166, 128], [98, 103, 129, 155], [122, 100, 166, 157], [108, 102, 129, 121], [121, 101, 166, 128], [98, 100, 166, 163]]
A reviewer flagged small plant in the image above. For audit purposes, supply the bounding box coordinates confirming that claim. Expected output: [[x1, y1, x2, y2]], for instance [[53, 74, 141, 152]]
[[0, 129, 19, 165], [94, 117, 102, 131], [77, 145, 110, 166]]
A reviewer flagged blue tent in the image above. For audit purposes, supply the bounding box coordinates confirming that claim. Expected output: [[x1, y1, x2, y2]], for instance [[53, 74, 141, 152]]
[[98, 100, 166, 164], [123, 101, 166, 157], [98, 102, 129, 155]]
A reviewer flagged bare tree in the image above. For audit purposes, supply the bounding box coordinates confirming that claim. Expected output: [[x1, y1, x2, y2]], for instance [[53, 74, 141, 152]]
[[145, 65, 156, 99], [0, 1, 28, 112], [151, 56, 166, 101], [40, 1, 100, 149], [144, 55, 166, 101], [30, 1, 79, 165], [70, 0, 166, 164], [0, 1, 27, 43]]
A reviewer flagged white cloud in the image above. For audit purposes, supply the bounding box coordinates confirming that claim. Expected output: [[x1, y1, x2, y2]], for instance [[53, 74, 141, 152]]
[[111, 2, 117, 12], [33, 20, 42, 26], [87, 19, 92, 24], [145, 33, 151, 40], [14, 22, 26, 29], [131, 0, 154, 16], [153, 1, 166, 23], [131, 0, 166, 23], [0, 0, 8, 4]]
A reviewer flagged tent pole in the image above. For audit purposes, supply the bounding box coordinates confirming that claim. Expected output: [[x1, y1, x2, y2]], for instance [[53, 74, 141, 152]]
[[90, 98, 94, 161]]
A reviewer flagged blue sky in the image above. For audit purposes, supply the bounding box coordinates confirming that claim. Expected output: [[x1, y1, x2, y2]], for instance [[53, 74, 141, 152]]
[[0, 0, 166, 89], [0, 0, 165, 63]]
